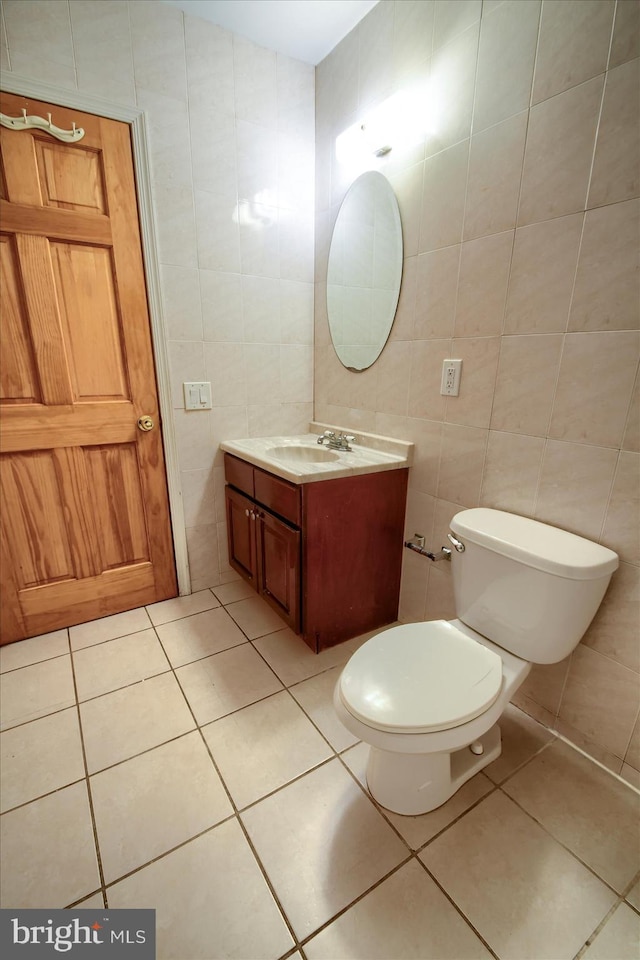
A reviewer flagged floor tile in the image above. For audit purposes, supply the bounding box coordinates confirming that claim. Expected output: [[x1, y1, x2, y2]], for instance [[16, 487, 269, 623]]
[[342, 742, 494, 851], [202, 690, 332, 808], [175, 643, 282, 725], [253, 628, 367, 687], [80, 672, 195, 773], [289, 665, 359, 752], [241, 758, 409, 940], [0, 707, 84, 813], [626, 877, 640, 909], [211, 580, 255, 605], [0, 782, 100, 908], [73, 629, 170, 701], [484, 702, 556, 783], [146, 589, 219, 625], [156, 606, 247, 667], [91, 731, 233, 883], [70, 608, 152, 650], [421, 790, 616, 960], [621, 763, 640, 789], [0, 655, 76, 730], [76, 892, 106, 909], [225, 594, 289, 639], [305, 859, 492, 959], [108, 818, 294, 960], [503, 739, 640, 891], [582, 903, 640, 960], [0, 629, 68, 673]]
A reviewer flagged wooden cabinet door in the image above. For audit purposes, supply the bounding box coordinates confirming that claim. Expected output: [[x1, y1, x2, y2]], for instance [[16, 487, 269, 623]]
[[255, 509, 300, 632], [0, 92, 177, 643], [225, 486, 257, 586]]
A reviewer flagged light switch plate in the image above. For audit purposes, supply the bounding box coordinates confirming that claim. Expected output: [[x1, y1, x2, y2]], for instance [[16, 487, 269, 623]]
[[183, 381, 212, 410]]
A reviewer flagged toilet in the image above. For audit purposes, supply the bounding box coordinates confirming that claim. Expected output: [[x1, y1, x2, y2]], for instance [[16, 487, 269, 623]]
[[334, 508, 618, 816]]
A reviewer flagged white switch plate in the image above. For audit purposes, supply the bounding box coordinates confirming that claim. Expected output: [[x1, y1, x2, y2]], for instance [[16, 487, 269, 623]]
[[440, 359, 462, 397], [183, 381, 212, 410]]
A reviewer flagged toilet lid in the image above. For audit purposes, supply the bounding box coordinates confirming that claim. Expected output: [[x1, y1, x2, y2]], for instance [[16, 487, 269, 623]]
[[339, 621, 503, 734]]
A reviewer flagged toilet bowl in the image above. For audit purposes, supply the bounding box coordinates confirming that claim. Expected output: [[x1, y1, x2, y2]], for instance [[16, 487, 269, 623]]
[[334, 509, 618, 816]]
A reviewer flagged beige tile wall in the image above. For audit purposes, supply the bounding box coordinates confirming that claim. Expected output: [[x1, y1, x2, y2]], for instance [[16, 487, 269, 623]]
[[1, 0, 316, 591], [314, 0, 640, 783]]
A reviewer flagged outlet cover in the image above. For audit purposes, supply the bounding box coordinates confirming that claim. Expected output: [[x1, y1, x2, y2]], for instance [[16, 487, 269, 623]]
[[440, 359, 462, 397]]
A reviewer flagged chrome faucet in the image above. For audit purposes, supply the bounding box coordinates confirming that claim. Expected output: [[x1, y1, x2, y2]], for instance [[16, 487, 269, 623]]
[[317, 430, 356, 451]]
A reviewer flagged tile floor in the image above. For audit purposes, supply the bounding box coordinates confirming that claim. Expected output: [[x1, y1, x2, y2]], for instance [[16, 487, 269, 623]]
[[1, 584, 639, 960]]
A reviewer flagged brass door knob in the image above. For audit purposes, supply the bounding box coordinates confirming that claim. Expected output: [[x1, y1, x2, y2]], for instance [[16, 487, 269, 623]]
[[137, 415, 154, 432]]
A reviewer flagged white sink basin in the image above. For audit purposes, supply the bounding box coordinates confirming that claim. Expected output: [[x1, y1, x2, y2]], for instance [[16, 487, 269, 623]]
[[267, 444, 340, 463], [221, 425, 414, 484]]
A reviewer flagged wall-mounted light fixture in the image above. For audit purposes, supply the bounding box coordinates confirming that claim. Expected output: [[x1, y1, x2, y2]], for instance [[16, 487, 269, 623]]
[[335, 82, 433, 172]]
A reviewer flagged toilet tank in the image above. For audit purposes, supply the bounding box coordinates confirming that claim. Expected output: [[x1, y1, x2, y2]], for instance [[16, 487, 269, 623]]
[[449, 509, 618, 664]]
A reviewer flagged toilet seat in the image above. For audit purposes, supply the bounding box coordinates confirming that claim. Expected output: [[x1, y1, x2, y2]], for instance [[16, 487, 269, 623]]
[[339, 620, 504, 734]]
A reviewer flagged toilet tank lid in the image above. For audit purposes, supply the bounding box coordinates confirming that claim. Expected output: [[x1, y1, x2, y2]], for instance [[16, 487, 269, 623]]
[[450, 509, 619, 580]]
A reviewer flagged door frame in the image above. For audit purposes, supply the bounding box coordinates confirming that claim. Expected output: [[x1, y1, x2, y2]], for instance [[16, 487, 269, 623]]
[[1, 73, 191, 596]]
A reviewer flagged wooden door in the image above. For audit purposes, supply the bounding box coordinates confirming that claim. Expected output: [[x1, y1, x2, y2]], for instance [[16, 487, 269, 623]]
[[0, 92, 177, 644]]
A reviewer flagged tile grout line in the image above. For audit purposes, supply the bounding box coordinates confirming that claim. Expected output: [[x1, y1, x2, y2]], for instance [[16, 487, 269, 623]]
[[295, 856, 414, 952], [138, 600, 435, 949], [67, 628, 108, 909], [572, 883, 640, 960], [328, 743, 503, 955], [97, 606, 307, 945], [555, 729, 640, 796], [151, 615, 306, 955], [335, 727, 637, 956], [301, 736, 502, 956], [499, 784, 632, 901], [417, 857, 501, 960]]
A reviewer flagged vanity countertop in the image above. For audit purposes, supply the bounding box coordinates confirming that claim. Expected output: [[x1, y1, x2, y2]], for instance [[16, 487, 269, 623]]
[[220, 422, 414, 484]]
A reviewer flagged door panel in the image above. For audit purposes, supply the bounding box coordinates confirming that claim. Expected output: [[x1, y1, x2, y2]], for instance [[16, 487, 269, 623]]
[[15, 232, 74, 404], [0, 92, 177, 643], [34, 139, 107, 213], [84, 444, 150, 569], [0, 450, 75, 586], [0, 234, 40, 402], [256, 510, 300, 632], [49, 242, 129, 401]]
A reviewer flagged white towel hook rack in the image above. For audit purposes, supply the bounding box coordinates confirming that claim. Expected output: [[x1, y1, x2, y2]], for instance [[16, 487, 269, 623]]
[[0, 109, 85, 143]]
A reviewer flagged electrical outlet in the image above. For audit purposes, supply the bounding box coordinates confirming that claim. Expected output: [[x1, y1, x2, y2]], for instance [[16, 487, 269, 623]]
[[440, 359, 462, 397]]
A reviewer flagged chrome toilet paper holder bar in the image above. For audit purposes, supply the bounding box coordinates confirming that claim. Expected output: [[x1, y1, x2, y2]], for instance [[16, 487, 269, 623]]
[[404, 532, 464, 562]]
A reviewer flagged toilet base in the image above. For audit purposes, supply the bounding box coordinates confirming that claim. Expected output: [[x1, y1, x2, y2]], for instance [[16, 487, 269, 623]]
[[365, 724, 502, 816]]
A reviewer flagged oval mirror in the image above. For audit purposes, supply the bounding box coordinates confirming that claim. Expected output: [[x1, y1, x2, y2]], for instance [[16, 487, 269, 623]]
[[326, 171, 403, 371]]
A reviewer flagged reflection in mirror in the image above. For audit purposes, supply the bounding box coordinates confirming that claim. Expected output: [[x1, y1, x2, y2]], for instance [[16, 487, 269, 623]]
[[327, 171, 403, 371]]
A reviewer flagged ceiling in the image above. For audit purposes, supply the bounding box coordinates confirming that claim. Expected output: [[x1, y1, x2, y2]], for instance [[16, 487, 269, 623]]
[[162, 0, 379, 65]]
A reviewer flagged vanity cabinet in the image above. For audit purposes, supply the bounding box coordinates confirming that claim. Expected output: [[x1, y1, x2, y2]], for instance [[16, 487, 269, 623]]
[[225, 468, 301, 633], [224, 453, 408, 652]]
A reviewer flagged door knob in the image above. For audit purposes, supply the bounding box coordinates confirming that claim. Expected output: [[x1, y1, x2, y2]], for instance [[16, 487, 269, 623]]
[[137, 415, 154, 432]]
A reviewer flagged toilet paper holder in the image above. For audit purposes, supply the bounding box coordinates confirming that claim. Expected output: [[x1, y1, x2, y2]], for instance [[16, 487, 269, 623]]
[[404, 532, 465, 562]]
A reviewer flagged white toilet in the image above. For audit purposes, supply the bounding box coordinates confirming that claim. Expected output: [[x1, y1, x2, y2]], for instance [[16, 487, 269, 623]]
[[334, 508, 618, 816]]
